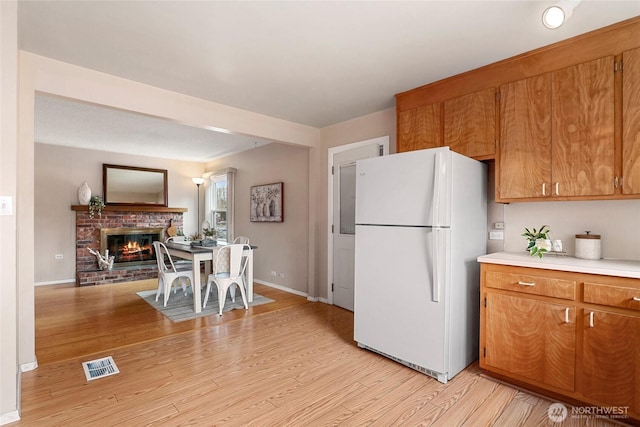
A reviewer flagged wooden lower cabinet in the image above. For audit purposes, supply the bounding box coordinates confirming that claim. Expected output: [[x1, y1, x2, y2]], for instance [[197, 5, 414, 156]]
[[480, 263, 640, 421], [582, 309, 640, 413], [484, 293, 576, 391]]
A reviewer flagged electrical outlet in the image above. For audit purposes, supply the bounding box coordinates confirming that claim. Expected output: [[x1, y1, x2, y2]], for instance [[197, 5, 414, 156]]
[[0, 196, 12, 216], [277, 272, 285, 278], [271, 271, 277, 277], [54, 254, 64, 260], [489, 231, 504, 240], [494, 222, 505, 230]]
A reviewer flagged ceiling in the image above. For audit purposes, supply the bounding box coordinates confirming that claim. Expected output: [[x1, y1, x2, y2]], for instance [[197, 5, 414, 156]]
[[18, 1, 640, 162]]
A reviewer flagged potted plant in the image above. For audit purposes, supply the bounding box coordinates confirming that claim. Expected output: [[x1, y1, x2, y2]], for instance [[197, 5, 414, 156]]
[[88, 196, 105, 219], [522, 225, 551, 258], [202, 227, 216, 240]]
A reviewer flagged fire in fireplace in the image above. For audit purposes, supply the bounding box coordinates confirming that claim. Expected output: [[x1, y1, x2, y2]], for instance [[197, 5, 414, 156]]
[[100, 227, 165, 266]]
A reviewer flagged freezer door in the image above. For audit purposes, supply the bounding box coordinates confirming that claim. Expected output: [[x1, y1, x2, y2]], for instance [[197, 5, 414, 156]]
[[355, 147, 451, 227], [354, 225, 449, 374]]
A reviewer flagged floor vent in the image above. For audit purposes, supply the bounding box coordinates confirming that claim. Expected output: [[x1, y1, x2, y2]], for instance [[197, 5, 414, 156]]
[[82, 356, 119, 381]]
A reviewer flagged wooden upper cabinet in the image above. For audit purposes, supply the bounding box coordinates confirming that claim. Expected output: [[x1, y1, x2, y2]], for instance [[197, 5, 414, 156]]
[[444, 88, 496, 159], [499, 74, 552, 199], [498, 56, 615, 201], [551, 56, 615, 197], [397, 103, 442, 153], [623, 47, 640, 195]]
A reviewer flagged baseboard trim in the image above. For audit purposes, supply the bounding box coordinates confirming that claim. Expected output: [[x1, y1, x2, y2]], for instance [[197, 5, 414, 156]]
[[253, 280, 329, 304], [35, 279, 75, 286], [254, 280, 308, 298], [20, 360, 38, 372], [0, 410, 20, 425]]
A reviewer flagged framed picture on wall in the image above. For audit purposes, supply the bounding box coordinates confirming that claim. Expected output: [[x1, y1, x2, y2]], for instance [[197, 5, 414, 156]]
[[250, 182, 283, 222]]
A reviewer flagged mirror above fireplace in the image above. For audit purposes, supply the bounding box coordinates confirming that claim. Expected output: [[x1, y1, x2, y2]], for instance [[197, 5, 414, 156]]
[[103, 164, 168, 206]]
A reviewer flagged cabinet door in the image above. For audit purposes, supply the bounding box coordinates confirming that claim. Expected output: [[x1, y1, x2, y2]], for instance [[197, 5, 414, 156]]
[[551, 56, 615, 197], [582, 309, 640, 412], [498, 74, 552, 199], [444, 88, 496, 158], [483, 292, 576, 392], [623, 47, 640, 195], [397, 103, 442, 153]]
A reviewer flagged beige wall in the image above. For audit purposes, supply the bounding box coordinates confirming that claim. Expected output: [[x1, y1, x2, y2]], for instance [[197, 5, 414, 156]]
[[504, 200, 640, 260], [206, 143, 310, 294], [313, 108, 397, 300], [34, 143, 205, 284], [0, 1, 19, 422]]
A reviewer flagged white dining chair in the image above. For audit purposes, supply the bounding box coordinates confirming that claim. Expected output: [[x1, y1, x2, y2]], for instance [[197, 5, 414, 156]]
[[153, 241, 194, 307], [233, 236, 250, 245], [203, 244, 250, 315]]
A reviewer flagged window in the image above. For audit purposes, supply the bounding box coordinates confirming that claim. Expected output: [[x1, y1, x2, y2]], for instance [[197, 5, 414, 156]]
[[205, 168, 236, 243], [211, 176, 227, 240]]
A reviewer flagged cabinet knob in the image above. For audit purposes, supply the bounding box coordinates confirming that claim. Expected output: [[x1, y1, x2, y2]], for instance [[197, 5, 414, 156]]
[[564, 307, 570, 323], [589, 311, 595, 328], [633, 297, 640, 302], [542, 183, 546, 196]]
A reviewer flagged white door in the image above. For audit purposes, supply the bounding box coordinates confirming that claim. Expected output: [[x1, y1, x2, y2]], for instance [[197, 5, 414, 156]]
[[332, 142, 382, 311]]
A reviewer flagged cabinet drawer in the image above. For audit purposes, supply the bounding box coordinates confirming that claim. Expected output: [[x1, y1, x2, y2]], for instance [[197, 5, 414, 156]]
[[485, 271, 576, 300], [584, 282, 640, 311]]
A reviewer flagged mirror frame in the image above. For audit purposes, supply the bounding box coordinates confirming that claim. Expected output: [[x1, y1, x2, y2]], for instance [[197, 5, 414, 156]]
[[103, 164, 168, 207]]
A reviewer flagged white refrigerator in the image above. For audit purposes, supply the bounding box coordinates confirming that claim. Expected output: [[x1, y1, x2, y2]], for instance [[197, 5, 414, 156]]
[[353, 146, 487, 384]]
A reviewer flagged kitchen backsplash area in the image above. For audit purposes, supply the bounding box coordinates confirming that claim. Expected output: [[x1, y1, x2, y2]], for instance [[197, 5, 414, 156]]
[[497, 199, 640, 261]]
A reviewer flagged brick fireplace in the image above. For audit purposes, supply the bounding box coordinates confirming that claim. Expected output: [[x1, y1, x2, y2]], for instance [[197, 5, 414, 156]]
[[73, 205, 186, 286]]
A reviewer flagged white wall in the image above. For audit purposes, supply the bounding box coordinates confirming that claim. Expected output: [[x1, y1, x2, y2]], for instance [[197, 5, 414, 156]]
[[34, 143, 205, 284], [0, 2, 19, 423]]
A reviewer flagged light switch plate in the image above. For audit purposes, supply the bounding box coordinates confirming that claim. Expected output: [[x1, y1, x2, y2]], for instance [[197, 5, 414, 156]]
[[0, 196, 12, 216]]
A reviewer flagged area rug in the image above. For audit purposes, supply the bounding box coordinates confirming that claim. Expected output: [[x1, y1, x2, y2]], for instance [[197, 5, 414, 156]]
[[136, 287, 274, 322]]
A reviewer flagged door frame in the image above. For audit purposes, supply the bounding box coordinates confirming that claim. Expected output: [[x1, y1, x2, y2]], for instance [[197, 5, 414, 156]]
[[327, 136, 389, 305]]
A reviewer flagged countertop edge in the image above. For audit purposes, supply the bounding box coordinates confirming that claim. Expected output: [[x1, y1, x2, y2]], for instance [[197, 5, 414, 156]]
[[477, 252, 640, 279]]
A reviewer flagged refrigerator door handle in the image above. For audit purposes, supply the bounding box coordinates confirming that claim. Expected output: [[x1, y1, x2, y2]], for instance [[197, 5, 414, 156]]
[[432, 151, 444, 226], [432, 229, 440, 303]]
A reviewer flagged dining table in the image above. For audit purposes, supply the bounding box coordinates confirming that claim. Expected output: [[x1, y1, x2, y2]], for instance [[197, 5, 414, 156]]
[[164, 241, 255, 313]]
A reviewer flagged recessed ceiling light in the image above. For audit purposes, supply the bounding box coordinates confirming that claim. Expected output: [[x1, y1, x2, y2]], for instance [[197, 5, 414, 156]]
[[542, 5, 566, 29]]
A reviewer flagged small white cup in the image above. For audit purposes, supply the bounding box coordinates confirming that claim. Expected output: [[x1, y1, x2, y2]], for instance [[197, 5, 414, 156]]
[[535, 239, 552, 251]]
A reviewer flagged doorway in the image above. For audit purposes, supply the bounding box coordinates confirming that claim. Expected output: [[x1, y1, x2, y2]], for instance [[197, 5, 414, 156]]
[[328, 136, 389, 310]]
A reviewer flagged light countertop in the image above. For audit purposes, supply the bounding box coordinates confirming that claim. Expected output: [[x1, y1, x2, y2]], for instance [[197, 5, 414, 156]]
[[477, 251, 640, 279]]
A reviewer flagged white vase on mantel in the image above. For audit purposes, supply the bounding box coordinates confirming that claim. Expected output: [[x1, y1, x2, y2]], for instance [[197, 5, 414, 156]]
[[78, 182, 91, 205]]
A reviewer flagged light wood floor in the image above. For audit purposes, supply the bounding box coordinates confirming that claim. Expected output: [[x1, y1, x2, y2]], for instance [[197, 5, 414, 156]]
[[9, 280, 627, 426]]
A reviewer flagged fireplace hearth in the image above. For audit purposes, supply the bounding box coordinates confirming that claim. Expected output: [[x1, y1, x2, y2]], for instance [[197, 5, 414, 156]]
[[100, 227, 164, 266]]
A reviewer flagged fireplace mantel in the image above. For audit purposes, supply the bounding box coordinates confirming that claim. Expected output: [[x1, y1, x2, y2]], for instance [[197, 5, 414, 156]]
[[71, 205, 187, 213]]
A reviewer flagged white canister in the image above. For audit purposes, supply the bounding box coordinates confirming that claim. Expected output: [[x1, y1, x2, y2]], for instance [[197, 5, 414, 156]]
[[575, 232, 601, 260]]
